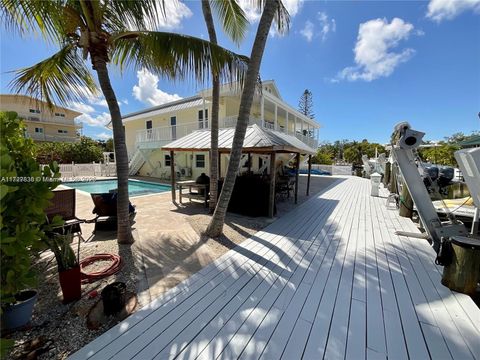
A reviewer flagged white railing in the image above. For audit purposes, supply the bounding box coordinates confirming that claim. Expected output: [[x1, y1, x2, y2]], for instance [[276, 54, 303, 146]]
[[27, 132, 80, 142], [19, 113, 80, 126], [135, 116, 319, 149], [42, 162, 116, 178]]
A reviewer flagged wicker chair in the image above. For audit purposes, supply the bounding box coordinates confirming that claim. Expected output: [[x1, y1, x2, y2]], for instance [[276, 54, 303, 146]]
[[44, 189, 85, 239]]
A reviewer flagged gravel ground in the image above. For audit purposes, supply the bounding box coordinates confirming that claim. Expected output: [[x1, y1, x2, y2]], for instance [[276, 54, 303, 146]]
[[5, 237, 140, 360]]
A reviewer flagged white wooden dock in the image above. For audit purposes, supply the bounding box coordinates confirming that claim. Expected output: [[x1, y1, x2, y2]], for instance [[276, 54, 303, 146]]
[[71, 177, 480, 360]]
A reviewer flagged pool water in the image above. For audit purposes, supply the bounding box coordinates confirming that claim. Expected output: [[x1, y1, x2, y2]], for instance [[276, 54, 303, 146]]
[[65, 179, 171, 197]]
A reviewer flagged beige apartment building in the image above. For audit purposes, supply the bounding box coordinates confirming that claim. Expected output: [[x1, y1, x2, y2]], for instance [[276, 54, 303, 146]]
[[123, 80, 320, 179], [0, 94, 82, 142]]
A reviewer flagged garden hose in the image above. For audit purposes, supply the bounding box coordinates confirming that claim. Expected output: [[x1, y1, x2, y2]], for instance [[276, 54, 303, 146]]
[[80, 254, 122, 284]]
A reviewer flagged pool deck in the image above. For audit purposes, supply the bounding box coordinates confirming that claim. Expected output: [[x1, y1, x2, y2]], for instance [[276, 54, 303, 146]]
[[70, 176, 480, 360]]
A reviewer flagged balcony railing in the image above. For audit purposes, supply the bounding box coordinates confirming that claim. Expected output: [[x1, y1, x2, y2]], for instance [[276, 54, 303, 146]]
[[19, 113, 82, 127], [135, 116, 318, 149], [27, 132, 80, 142]]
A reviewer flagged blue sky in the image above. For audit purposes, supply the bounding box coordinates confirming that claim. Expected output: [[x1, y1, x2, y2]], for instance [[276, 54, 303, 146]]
[[1, 0, 479, 143]]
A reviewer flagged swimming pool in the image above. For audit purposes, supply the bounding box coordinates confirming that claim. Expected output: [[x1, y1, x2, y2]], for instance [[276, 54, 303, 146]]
[[65, 179, 171, 197]]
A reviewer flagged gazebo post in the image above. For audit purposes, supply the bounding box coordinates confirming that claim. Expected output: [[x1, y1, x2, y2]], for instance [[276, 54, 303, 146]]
[[170, 150, 176, 203], [218, 153, 221, 178], [306, 154, 312, 196], [294, 152, 300, 204], [269, 152, 276, 218]]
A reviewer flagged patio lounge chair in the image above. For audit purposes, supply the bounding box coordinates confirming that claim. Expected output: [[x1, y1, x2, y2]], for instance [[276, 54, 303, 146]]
[[44, 188, 85, 240], [89, 193, 136, 232]]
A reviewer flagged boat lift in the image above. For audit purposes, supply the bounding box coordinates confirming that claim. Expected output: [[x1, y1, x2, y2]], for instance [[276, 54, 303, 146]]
[[390, 122, 472, 252]]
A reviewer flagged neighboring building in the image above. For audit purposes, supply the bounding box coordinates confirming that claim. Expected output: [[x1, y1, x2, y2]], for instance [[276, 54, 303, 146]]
[[0, 94, 82, 142], [123, 80, 321, 179], [457, 135, 480, 148]]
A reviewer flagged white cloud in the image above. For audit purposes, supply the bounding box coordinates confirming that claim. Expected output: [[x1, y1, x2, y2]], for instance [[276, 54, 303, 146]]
[[317, 12, 336, 41], [335, 18, 415, 82], [122, 99, 129, 105], [68, 102, 95, 114], [300, 12, 336, 42], [76, 112, 111, 127], [95, 131, 112, 140], [300, 20, 314, 42], [238, 0, 304, 37], [133, 69, 182, 106], [427, 0, 480, 22], [157, 0, 192, 29]]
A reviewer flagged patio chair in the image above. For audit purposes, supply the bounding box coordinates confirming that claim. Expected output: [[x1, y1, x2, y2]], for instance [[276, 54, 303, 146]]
[[88, 193, 136, 232], [44, 188, 85, 240]]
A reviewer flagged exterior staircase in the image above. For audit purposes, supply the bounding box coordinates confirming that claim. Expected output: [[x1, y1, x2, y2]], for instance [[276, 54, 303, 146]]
[[128, 149, 145, 175]]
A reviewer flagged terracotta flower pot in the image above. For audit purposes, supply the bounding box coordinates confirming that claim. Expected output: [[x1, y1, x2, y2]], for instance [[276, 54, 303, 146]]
[[59, 266, 81, 303]]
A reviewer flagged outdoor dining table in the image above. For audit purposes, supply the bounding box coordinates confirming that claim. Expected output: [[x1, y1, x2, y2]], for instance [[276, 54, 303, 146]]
[[176, 180, 209, 207]]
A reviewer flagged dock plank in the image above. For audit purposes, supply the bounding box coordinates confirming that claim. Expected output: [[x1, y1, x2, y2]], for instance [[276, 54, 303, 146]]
[[70, 177, 480, 360]]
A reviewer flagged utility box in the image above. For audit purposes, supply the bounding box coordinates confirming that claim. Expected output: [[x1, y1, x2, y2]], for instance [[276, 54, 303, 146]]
[[370, 172, 381, 197]]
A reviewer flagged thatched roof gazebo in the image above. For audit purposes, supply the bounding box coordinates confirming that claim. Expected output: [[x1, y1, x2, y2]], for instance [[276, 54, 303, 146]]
[[162, 124, 317, 217]]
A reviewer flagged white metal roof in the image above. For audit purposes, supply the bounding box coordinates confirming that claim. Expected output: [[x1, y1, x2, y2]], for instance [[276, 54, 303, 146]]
[[162, 124, 316, 154], [122, 96, 205, 122]]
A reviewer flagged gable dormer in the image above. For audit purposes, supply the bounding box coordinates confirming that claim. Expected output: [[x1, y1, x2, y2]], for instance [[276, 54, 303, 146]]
[[262, 80, 282, 100]]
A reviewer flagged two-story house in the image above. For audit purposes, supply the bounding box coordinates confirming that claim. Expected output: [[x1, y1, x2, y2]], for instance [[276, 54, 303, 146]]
[[0, 94, 82, 142], [123, 80, 320, 179]]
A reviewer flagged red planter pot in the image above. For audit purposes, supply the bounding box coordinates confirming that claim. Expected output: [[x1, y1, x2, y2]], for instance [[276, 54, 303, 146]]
[[59, 266, 81, 303]]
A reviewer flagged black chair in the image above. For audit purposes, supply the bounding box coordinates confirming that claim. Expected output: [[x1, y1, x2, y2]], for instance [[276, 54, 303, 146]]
[[89, 193, 136, 232]]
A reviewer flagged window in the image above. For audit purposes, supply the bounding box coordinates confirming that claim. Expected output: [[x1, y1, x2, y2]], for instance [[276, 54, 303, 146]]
[[198, 109, 208, 129], [170, 116, 177, 140], [146, 120, 153, 139], [55, 112, 65, 117], [35, 127, 43, 133], [165, 154, 171, 167], [195, 154, 205, 168], [29, 109, 40, 113], [57, 129, 68, 134]]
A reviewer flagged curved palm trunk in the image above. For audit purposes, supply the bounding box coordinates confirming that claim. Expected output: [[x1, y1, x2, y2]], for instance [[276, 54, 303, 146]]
[[201, 0, 219, 213], [206, 0, 280, 237], [92, 57, 133, 244]]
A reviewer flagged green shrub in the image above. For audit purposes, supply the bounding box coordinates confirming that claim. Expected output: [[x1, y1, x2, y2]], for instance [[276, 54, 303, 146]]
[[0, 111, 61, 304], [35, 136, 103, 163]]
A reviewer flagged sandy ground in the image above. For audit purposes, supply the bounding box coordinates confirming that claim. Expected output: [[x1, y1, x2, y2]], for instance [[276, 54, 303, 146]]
[[5, 174, 340, 359]]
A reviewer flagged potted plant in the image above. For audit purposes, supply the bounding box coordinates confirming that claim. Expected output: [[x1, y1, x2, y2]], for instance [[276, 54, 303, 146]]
[[43, 230, 81, 303], [0, 111, 61, 330]]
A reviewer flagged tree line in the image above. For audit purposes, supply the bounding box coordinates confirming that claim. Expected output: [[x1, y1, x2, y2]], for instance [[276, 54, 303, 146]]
[[313, 131, 478, 167], [34, 136, 113, 164]]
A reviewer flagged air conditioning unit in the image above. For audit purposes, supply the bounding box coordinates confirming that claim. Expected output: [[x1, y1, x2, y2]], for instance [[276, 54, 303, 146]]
[[180, 168, 192, 177]]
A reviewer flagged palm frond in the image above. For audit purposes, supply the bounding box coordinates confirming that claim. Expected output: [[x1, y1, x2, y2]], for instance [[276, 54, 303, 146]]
[[111, 31, 249, 86], [249, 0, 290, 35], [104, 0, 165, 32], [9, 44, 99, 108], [0, 0, 68, 43], [210, 0, 248, 45]]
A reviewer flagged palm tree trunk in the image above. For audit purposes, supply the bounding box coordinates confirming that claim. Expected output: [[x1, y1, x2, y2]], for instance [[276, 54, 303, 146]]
[[201, 0, 219, 213], [91, 57, 133, 244], [206, 0, 280, 237]]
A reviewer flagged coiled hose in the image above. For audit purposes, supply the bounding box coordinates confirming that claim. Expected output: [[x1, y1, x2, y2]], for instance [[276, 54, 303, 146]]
[[80, 254, 122, 284]]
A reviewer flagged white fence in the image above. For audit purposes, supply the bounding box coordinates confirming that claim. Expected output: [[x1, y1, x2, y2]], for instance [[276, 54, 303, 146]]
[[42, 162, 116, 178], [301, 164, 352, 176]]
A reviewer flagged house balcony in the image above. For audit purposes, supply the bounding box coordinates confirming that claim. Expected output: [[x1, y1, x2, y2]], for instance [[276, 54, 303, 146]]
[[135, 116, 319, 150], [26, 132, 81, 142]]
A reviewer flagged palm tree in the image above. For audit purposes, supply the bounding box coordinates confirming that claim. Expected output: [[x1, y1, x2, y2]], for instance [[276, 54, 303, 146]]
[[206, 0, 289, 237], [201, 0, 248, 212], [1, 0, 248, 244]]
